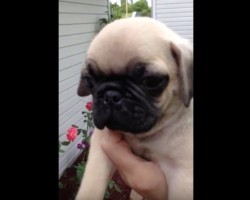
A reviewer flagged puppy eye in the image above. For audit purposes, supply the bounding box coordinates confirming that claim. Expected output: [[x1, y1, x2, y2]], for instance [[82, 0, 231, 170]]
[[83, 76, 94, 89], [142, 76, 168, 89]]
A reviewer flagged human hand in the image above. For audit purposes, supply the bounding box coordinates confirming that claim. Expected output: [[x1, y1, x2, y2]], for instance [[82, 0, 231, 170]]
[[101, 131, 168, 200]]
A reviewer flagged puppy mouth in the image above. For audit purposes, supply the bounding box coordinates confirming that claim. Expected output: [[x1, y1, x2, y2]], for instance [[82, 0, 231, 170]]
[[92, 80, 159, 134], [93, 103, 157, 134]]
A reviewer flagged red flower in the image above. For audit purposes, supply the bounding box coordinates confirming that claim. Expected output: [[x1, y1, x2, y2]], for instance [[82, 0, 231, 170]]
[[66, 127, 77, 142], [86, 102, 93, 111]]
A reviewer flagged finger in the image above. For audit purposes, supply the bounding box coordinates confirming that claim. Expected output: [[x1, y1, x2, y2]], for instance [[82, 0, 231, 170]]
[[101, 131, 147, 175]]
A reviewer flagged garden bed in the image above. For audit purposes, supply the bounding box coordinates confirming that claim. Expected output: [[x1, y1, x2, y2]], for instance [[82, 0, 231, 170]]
[[59, 152, 132, 200]]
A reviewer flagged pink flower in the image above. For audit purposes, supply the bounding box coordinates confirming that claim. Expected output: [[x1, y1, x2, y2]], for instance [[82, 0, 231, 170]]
[[66, 127, 77, 142], [86, 102, 93, 111]]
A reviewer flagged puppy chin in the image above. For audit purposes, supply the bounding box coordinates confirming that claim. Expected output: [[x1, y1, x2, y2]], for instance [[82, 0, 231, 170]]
[[93, 107, 157, 134], [106, 117, 156, 134]]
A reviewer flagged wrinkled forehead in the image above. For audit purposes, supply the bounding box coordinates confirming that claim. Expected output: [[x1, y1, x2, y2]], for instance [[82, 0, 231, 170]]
[[84, 56, 170, 78], [86, 33, 173, 75]]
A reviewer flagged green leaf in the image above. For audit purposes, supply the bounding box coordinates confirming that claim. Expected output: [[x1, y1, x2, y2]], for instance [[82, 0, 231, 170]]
[[114, 184, 122, 193], [61, 141, 70, 146], [59, 149, 65, 153], [85, 135, 90, 141], [59, 181, 64, 189], [74, 162, 86, 184], [108, 181, 114, 189], [87, 121, 93, 127], [104, 191, 110, 199], [77, 129, 81, 135], [99, 18, 108, 26], [82, 130, 87, 135], [72, 124, 79, 128]]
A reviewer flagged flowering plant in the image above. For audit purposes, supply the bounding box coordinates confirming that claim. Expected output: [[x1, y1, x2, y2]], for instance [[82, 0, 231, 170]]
[[60, 101, 94, 159], [59, 101, 121, 198], [59, 102, 94, 189]]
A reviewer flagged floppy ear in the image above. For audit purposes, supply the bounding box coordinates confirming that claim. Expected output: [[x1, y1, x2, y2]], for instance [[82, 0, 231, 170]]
[[170, 40, 193, 107], [77, 68, 91, 97]]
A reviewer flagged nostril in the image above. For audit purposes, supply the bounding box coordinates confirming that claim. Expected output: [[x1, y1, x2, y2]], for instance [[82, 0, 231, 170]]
[[103, 90, 122, 105], [113, 93, 121, 102]]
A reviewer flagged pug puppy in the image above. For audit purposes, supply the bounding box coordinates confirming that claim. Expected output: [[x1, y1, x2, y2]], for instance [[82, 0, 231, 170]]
[[75, 17, 193, 200]]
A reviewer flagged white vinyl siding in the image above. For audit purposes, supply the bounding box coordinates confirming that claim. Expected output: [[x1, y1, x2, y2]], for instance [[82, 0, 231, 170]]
[[59, 0, 108, 178], [153, 0, 193, 42]]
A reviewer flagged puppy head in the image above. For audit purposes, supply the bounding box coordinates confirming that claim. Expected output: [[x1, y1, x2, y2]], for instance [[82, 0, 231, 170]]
[[77, 17, 193, 135]]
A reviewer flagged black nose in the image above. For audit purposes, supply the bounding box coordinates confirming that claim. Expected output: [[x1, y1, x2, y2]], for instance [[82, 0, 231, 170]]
[[103, 90, 122, 105]]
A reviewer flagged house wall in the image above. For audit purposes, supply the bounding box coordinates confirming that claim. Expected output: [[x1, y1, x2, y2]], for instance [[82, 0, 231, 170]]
[[152, 0, 193, 42], [59, 0, 108, 178]]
